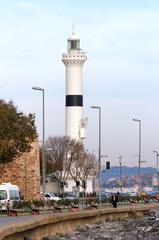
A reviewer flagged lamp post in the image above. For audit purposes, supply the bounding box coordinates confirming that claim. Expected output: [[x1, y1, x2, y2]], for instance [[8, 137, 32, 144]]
[[32, 87, 46, 197], [119, 156, 123, 194], [132, 118, 141, 196], [153, 151, 159, 173], [153, 150, 159, 190], [91, 106, 101, 201]]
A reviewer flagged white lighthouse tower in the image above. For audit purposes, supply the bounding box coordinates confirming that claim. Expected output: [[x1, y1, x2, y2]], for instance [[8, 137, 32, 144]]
[[62, 32, 87, 140]]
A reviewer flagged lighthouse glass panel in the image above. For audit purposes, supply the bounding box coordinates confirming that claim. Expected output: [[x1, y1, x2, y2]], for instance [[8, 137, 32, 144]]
[[68, 40, 80, 50]]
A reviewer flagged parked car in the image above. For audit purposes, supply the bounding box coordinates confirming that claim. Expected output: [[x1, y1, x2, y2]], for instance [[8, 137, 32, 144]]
[[129, 192, 138, 197], [44, 192, 61, 201], [146, 190, 158, 197], [64, 192, 78, 200], [96, 191, 112, 200], [120, 192, 130, 197]]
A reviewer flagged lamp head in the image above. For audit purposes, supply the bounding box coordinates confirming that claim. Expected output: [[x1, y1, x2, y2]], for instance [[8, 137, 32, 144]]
[[32, 86, 44, 91], [91, 105, 100, 109], [132, 118, 141, 123], [153, 150, 158, 154], [101, 155, 108, 158]]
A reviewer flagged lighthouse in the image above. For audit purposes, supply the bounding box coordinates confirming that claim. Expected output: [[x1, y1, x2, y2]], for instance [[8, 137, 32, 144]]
[[62, 32, 87, 140]]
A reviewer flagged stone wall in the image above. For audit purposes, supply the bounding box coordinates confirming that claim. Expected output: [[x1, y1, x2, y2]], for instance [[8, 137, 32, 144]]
[[1, 205, 156, 240], [0, 141, 40, 200]]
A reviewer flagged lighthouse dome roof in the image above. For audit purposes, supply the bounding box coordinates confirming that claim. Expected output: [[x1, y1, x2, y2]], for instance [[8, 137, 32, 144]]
[[68, 32, 80, 41]]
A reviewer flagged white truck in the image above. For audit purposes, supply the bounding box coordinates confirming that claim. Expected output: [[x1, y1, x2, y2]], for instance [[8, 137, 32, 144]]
[[0, 183, 21, 210]]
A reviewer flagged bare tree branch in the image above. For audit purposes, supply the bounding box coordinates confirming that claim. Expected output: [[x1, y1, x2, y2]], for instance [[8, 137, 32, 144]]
[[45, 135, 84, 194]]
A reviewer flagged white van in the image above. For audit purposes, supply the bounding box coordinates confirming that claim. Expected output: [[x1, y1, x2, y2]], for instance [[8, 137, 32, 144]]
[[0, 183, 21, 210]]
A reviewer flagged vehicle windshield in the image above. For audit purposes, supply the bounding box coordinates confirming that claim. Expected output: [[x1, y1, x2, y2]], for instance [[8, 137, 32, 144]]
[[49, 192, 56, 197], [9, 190, 20, 200], [0, 190, 7, 200], [67, 192, 77, 196]]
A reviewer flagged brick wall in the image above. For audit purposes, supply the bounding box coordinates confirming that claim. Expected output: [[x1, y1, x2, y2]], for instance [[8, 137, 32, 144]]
[[0, 141, 40, 200]]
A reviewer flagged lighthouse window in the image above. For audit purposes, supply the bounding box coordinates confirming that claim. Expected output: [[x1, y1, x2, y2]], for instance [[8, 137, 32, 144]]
[[71, 40, 77, 49]]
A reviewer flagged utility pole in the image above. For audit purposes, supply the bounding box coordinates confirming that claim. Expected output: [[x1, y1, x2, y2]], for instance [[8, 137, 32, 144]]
[[32, 87, 46, 198], [153, 151, 159, 191], [119, 156, 123, 194], [132, 118, 141, 196], [91, 106, 101, 201]]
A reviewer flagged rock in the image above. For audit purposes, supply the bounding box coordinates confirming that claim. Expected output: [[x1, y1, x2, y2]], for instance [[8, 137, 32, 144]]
[[148, 216, 156, 220], [78, 225, 88, 232], [69, 237, 79, 240], [144, 226, 153, 232], [147, 210, 156, 217], [122, 233, 138, 240], [95, 233, 112, 239], [154, 209, 159, 217], [148, 232, 159, 240], [48, 217, 159, 239], [85, 224, 98, 229]]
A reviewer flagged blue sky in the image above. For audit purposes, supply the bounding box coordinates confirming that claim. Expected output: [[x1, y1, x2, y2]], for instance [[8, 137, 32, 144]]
[[1, 0, 159, 167]]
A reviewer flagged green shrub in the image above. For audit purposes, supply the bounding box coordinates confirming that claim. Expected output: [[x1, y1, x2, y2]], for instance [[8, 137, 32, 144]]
[[46, 200, 56, 208], [58, 199, 70, 206], [14, 200, 31, 211], [32, 199, 45, 208]]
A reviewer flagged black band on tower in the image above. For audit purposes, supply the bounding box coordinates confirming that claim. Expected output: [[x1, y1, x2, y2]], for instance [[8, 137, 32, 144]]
[[66, 95, 83, 106]]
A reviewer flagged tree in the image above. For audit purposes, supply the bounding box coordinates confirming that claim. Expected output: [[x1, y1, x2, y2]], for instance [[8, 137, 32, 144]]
[[39, 147, 58, 183], [45, 135, 83, 194], [0, 100, 37, 162], [70, 150, 96, 195]]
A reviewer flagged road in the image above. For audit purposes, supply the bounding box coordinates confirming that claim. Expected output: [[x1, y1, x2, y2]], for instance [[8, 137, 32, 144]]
[[0, 215, 36, 225]]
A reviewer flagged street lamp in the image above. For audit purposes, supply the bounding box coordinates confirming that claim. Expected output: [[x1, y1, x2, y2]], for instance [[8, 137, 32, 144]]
[[132, 118, 141, 195], [153, 151, 159, 191], [101, 155, 108, 158], [91, 105, 101, 201], [119, 156, 123, 194], [153, 151, 159, 173], [32, 86, 46, 197]]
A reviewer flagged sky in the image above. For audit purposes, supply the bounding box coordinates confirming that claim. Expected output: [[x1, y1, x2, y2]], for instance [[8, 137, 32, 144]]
[[1, 0, 159, 168]]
